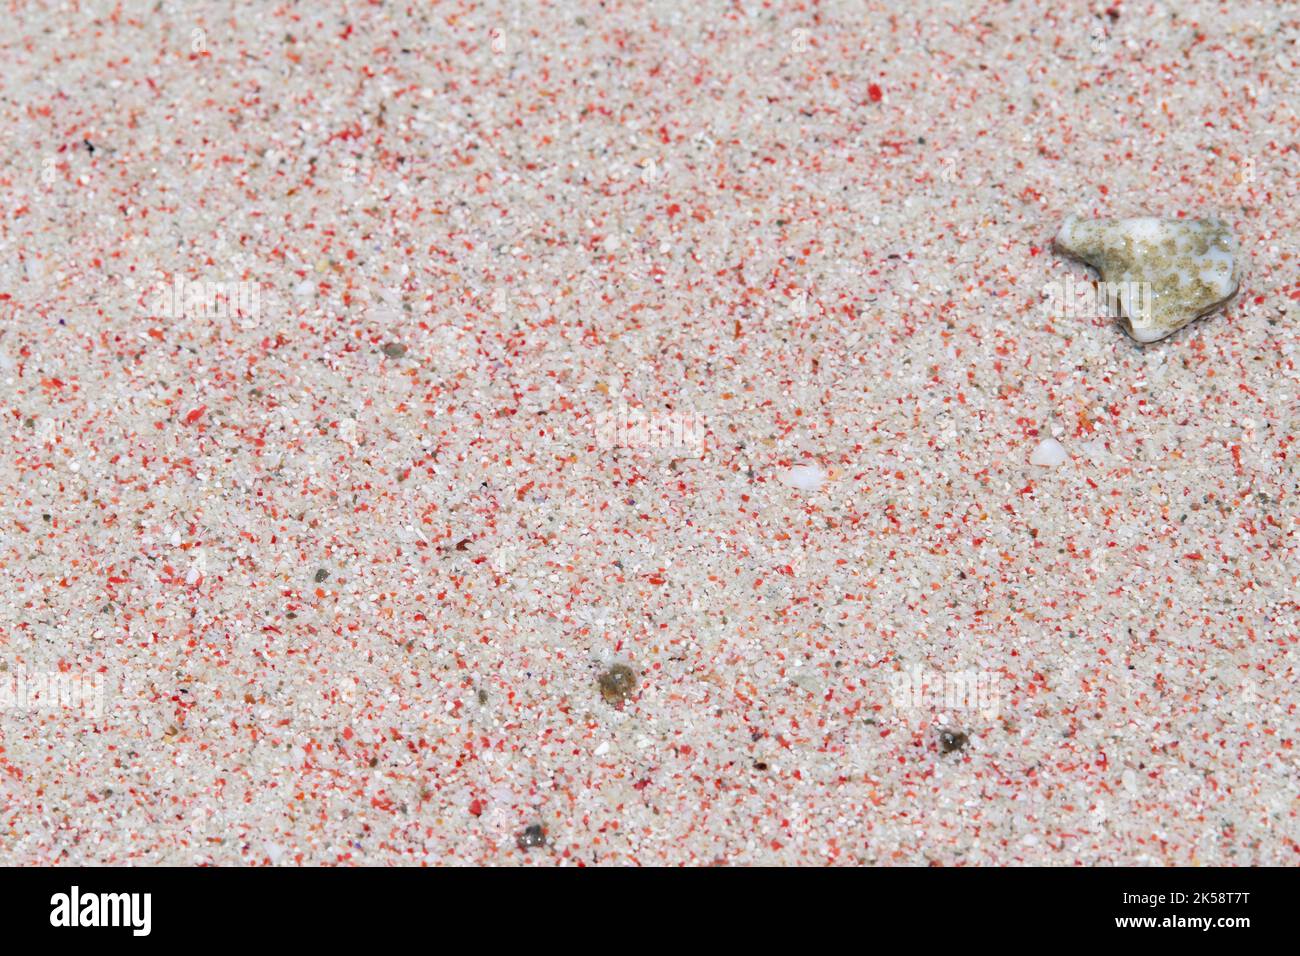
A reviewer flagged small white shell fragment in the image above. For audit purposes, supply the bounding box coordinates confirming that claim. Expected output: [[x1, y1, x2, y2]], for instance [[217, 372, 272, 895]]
[[1030, 438, 1069, 467], [783, 464, 827, 491], [1054, 215, 1241, 343]]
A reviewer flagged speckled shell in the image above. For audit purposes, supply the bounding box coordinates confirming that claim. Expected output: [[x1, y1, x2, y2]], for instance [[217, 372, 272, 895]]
[[1055, 216, 1242, 343]]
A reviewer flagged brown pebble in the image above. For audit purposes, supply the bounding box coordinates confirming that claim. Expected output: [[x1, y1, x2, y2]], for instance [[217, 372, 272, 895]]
[[598, 663, 637, 704], [382, 342, 407, 358], [939, 730, 969, 754], [516, 824, 547, 850]]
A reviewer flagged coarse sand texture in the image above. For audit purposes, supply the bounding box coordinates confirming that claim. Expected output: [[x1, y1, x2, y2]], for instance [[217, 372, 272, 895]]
[[0, 0, 1296, 865]]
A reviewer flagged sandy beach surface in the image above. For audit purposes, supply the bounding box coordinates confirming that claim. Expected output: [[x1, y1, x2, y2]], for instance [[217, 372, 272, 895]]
[[0, 0, 1296, 865]]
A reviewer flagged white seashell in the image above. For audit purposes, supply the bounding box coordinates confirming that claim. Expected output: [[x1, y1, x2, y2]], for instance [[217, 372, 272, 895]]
[[1030, 438, 1069, 467]]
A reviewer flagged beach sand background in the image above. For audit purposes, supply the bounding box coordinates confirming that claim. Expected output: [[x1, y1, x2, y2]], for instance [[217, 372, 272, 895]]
[[0, 0, 1295, 864]]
